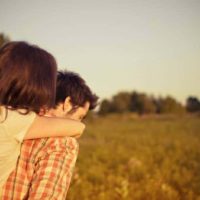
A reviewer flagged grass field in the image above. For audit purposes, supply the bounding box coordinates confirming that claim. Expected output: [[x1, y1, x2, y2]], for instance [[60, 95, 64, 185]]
[[67, 114, 200, 200]]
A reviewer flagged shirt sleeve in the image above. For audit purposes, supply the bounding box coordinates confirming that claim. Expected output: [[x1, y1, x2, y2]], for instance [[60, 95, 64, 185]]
[[5, 110, 36, 143], [28, 137, 79, 200]]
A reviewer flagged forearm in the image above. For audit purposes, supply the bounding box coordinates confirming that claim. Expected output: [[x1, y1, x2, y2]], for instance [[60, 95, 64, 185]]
[[24, 115, 85, 139]]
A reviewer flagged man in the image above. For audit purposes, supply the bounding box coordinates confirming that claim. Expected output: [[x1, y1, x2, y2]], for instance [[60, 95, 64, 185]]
[[1, 71, 98, 200]]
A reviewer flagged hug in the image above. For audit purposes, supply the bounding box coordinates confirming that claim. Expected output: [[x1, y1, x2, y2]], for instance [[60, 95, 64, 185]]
[[0, 41, 98, 199]]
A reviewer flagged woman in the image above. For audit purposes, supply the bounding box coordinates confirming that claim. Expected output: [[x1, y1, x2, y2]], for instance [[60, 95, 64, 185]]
[[0, 41, 85, 196]]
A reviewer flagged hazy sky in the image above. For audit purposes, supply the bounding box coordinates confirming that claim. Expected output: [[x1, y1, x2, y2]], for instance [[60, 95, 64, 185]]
[[1, 0, 200, 104]]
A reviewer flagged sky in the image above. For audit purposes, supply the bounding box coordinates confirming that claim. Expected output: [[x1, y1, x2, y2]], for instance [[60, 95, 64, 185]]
[[0, 0, 200, 104]]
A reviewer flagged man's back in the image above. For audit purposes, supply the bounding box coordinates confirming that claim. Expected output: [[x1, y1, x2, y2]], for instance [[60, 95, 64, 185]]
[[1, 137, 79, 200]]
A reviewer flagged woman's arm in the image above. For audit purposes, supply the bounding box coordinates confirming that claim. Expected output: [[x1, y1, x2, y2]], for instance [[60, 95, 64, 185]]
[[24, 115, 85, 139]]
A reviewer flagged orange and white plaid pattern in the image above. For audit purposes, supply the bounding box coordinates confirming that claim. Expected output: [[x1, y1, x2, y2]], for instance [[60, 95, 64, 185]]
[[1, 137, 79, 200]]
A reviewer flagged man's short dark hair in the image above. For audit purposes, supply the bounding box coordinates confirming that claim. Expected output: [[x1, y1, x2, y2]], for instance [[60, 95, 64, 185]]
[[56, 70, 98, 110]]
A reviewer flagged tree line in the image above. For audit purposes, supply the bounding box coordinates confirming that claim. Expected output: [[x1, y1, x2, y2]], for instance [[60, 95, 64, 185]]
[[99, 91, 200, 115]]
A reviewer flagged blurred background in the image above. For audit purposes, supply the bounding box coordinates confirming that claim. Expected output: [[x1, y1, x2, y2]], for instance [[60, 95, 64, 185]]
[[1, 0, 200, 199]]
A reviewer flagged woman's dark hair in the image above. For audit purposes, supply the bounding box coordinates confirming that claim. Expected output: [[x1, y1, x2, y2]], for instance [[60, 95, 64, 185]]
[[0, 41, 57, 114], [56, 71, 98, 110]]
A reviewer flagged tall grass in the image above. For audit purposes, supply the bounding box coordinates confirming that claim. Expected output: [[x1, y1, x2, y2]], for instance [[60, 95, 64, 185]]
[[67, 114, 200, 200]]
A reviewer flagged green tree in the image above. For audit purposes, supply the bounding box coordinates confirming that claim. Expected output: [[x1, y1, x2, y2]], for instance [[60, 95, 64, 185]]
[[130, 91, 156, 114], [157, 96, 185, 114], [99, 99, 113, 115], [111, 92, 132, 113], [186, 96, 200, 113], [0, 33, 10, 47]]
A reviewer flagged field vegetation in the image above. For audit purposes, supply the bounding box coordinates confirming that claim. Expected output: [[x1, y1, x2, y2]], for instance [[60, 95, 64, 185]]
[[68, 114, 200, 200]]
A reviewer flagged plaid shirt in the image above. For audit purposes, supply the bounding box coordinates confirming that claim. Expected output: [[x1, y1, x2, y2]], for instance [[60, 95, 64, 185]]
[[1, 137, 79, 200]]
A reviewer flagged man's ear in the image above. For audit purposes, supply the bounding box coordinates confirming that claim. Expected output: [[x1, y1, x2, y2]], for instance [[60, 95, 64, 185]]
[[63, 96, 73, 113]]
